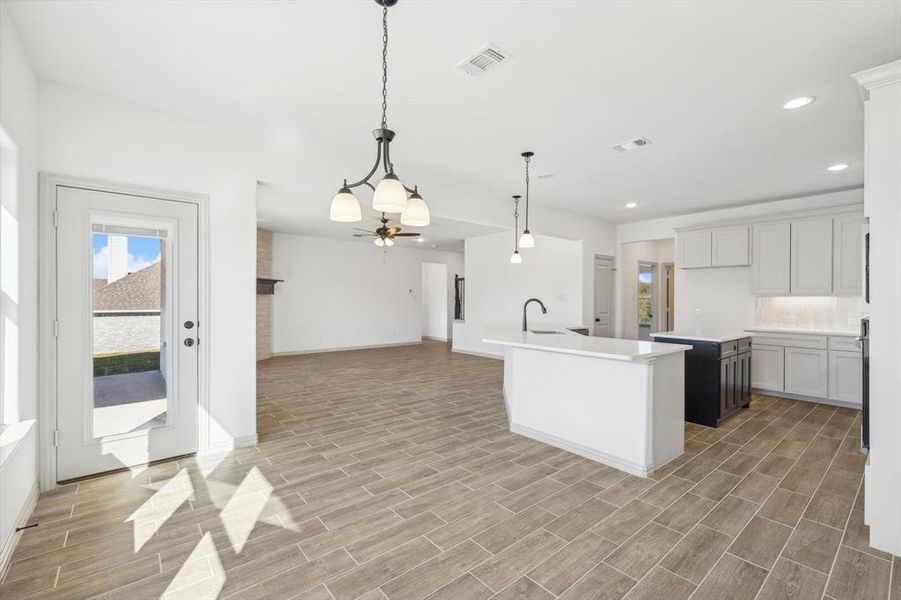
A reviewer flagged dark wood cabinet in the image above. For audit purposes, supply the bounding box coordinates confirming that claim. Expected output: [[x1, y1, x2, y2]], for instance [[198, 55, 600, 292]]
[[654, 336, 752, 427]]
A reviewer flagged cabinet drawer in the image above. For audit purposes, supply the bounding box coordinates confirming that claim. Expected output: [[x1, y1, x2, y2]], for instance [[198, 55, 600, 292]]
[[828, 336, 861, 352], [719, 341, 738, 357], [737, 337, 752, 351], [751, 334, 827, 349]]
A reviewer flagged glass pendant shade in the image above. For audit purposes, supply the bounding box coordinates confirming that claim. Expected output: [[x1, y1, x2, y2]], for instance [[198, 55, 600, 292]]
[[374, 238, 385, 247], [510, 250, 522, 264], [384, 237, 394, 247], [329, 186, 362, 222], [373, 173, 408, 213], [400, 191, 430, 226], [519, 230, 535, 248]]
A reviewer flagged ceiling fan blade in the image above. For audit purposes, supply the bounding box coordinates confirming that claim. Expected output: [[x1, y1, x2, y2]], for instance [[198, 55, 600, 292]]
[[353, 228, 375, 233], [352, 233, 376, 237], [393, 233, 421, 237]]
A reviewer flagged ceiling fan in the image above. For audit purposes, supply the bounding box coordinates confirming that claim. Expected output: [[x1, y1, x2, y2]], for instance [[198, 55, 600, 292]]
[[353, 213, 420, 247]]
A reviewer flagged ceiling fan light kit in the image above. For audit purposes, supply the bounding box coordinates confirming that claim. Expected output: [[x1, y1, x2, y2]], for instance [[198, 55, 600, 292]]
[[329, 0, 430, 242]]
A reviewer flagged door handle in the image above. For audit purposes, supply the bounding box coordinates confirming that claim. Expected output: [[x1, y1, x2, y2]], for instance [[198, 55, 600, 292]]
[[184, 338, 195, 347]]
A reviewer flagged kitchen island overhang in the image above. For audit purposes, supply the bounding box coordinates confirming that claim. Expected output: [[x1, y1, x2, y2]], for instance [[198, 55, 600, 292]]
[[484, 326, 692, 478]]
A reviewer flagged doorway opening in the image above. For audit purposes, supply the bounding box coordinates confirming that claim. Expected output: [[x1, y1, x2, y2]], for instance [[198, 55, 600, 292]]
[[421, 262, 448, 342], [663, 263, 675, 331], [637, 262, 656, 340]]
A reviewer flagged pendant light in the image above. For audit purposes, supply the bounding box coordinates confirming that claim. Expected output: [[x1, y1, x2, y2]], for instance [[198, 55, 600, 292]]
[[328, 0, 430, 225], [510, 195, 523, 264], [518, 151, 536, 248]]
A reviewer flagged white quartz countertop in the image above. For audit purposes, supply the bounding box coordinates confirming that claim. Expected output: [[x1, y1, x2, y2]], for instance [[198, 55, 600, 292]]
[[650, 330, 750, 343], [745, 326, 858, 337], [483, 324, 691, 362]]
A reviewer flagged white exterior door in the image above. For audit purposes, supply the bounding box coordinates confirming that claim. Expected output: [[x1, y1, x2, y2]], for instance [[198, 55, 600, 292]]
[[56, 186, 199, 481]]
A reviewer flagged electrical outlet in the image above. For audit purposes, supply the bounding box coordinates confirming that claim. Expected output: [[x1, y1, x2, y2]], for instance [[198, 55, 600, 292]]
[[695, 309, 702, 318]]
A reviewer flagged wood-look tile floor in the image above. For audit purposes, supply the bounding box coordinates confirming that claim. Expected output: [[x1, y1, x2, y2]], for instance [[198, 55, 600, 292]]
[[3, 341, 898, 600]]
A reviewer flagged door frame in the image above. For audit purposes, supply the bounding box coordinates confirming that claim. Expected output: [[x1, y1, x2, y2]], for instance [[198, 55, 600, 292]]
[[637, 261, 657, 338], [661, 262, 674, 331], [38, 173, 211, 490]]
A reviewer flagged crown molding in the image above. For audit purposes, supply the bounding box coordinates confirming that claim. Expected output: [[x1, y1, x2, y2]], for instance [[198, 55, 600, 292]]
[[852, 60, 901, 95]]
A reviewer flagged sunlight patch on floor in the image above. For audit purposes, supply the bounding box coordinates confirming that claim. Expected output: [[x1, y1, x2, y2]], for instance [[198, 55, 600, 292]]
[[162, 532, 225, 600], [219, 466, 273, 553], [127, 467, 193, 552]]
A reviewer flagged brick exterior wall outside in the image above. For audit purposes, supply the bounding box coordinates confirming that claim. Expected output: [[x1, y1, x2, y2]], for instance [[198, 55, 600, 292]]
[[257, 228, 273, 361]]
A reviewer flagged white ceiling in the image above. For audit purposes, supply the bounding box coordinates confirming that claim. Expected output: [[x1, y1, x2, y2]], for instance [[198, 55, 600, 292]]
[[8, 1, 900, 223], [257, 183, 503, 251]]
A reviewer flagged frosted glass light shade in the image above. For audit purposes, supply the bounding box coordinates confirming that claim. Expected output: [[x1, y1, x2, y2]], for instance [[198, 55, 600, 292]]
[[329, 187, 361, 222], [384, 237, 394, 247], [374, 237, 385, 247], [373, 173, 408, 213], [519, 230, 535, 248], [510, 251, 522, 264], [400, 192, 430, 226]]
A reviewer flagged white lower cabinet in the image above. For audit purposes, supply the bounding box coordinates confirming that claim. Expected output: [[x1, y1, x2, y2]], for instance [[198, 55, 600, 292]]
[[828, 350, 863, 404], [751, 344, 784, 391], [784, 347, 828, 397]]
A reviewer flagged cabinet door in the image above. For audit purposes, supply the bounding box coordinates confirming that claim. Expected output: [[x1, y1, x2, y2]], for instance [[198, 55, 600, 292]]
[[712, 226, 750, 266], [751, 344, 784, 391], [719, 357, 731, 416], [752, 222, 791, 295], [791, 218, 833, 295], [828, 350, 863, 404], [784, 347, 828, 397], [739, 351, 752, 406], [678, 230, 712, 269], [833, 215, 865, 296]]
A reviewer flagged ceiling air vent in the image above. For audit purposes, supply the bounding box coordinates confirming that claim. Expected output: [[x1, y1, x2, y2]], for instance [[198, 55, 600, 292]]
[[456, 44, 512, 77], [612, 138, 652, 152]]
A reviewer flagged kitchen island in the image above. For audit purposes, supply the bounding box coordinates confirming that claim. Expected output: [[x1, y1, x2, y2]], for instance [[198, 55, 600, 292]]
[[483, 325, 691, 477]]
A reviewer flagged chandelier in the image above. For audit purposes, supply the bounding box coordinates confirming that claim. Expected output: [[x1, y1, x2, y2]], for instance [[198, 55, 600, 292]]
[[519, 151, 536, 248], [329, 0, 430, 228]]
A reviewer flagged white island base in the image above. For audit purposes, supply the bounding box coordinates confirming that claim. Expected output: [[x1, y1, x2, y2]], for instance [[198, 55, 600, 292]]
[[485, 327, 690, 477]]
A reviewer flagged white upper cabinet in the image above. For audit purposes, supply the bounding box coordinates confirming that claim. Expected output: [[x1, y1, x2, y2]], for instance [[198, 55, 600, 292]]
[[752, 221, 791, 295], [790, 217, 834, 295], [678, 230, 712, 268], [833, 214, 865, 296], [712, 226, 750, 267]]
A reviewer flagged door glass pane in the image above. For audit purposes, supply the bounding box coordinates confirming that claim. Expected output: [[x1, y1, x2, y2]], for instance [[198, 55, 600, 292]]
[[92, 232, 169, 438], [638, 265, 654, 340]]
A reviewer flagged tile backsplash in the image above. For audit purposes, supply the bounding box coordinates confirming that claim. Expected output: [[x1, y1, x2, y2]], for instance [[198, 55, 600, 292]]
[[755, 296, 864, 332]]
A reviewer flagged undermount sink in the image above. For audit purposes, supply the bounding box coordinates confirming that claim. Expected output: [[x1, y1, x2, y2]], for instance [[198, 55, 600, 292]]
[[529, 329, 563, 334]]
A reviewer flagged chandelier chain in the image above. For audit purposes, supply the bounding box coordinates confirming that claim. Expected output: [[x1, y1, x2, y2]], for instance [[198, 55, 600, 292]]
[[524, 154, 531, 228], [381, 4, 389, 130]]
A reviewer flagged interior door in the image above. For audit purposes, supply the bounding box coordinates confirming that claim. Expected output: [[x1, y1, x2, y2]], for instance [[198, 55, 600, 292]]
[[56, 185, 198, 481], [593, 256, 614, 337], [664, 264, 674, 331]]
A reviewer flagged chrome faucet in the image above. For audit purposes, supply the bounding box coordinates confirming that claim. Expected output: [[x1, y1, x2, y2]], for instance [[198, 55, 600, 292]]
[[522, 298, 547, 331]]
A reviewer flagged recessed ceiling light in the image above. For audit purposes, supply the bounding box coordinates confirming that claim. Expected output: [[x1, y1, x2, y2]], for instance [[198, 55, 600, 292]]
[[624, 202, 638, 209], [826, 163, 850, 172], [538, 173, 555, 179], [783, 96, 815, 110], [416, 238, 425, 243]]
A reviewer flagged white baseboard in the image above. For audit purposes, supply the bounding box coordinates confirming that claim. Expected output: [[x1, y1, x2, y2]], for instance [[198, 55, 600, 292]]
[[451, 348, 503, 360], [0, 481, 39, 580], [201, 434, 258, 455], [752, 389, 862, 410], [510, 423, 651, 477], [422, 336, 449, 342], [272, 341, 421, 356]]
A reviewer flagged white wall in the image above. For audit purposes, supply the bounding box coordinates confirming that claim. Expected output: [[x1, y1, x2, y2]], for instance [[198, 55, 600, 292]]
[[618, 239, 674, 339], [0, 0, 39, 569], [38, 81, 260, 451], [453, 231, 583, 358], [271, 234, 462, 353], [614, 189, 864, 337], [421, 262, 448, 341], [856, 62, 901, 556]]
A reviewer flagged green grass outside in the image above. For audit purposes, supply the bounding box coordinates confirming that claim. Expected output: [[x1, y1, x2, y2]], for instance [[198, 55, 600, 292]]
[[94, 351, 160, 377]]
